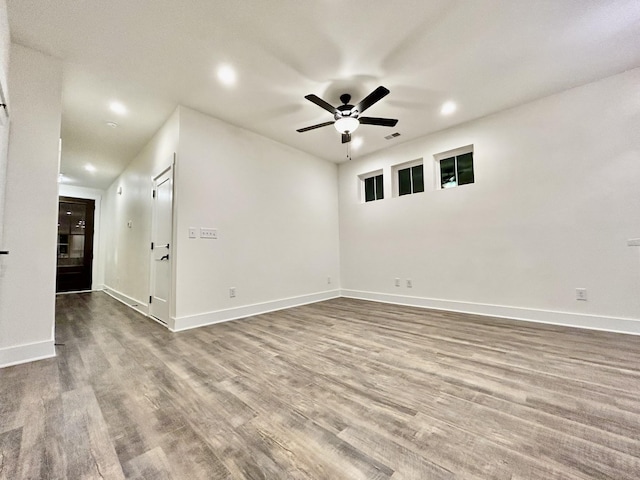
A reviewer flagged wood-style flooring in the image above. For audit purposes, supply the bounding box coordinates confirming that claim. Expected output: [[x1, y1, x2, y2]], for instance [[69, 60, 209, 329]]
[[1, 292, 640, 479]]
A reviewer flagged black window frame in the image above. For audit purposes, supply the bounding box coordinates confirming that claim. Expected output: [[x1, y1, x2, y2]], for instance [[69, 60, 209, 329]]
[[397, 164, 424, 196], [363, 173, 384, 202], [437, 148, 474, 189]]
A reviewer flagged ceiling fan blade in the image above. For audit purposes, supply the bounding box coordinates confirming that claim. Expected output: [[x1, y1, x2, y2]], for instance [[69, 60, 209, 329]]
[[304, 94, 338, 114], [355, 86, 390, 114], [342, 132, 351, 144], [358, 117, 398, 127], [296, 121, 334, 133]]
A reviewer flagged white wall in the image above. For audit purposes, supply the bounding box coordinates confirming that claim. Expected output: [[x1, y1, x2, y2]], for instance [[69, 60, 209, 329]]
[[173, 107, 340, 330], [101, 106, 340, 330], [102, 108, 179, 311], [0, 44, 63, 367], [58, 184, 106, 290], [339, 67, 640, 334], [0, 0, 10, 245]]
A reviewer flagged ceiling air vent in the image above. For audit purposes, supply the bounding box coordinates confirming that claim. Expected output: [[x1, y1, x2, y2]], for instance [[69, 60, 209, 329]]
[[385, 132, 401, 140]]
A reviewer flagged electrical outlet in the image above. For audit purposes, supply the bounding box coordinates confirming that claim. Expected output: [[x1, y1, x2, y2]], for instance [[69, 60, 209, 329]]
[[229, 287, 236, 298], [407, 279, 413, 288], [200, 228, 217, 239], [188, 227, 197, 238], [395, 278, 400, 287], [576, 288, 587, 301]]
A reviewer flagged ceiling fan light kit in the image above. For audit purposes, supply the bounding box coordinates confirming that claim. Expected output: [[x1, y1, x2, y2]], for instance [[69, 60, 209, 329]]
[[297, 86, 398, 147], [334, 116, 359, 134]]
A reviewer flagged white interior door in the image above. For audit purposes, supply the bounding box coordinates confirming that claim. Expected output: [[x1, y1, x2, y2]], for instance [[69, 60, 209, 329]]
[[150, 165, 173, 324]]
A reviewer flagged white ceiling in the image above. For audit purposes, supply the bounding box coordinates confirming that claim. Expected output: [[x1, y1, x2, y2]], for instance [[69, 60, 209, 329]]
[[7, 0, 640, 190]]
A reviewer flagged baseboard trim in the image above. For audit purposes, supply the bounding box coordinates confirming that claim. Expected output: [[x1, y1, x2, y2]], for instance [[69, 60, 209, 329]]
[[98, 286, 640, 336], [103, 286, 149, 316], [0, 340, 56, 369], [56, 286, 105, 295], [172, 290, 341, 332], [340, 289, 640, 336]]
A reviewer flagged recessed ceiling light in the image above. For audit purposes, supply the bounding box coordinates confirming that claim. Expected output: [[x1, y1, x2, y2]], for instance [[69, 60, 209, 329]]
[[85, 164, 96, 172], [441, 101, 457, 115], [109, 101, 127, 115], [351, 137, 363, 149], [106, 121, 118, 128], [217, 64, 237, 86]]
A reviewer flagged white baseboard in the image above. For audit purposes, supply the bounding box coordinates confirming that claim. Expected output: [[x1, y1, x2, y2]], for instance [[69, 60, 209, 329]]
[[340, 289, 640, 336], [95, 286, 640, 336], [172, 289, 341, 332], [0, 340, 56, 368], [56, 285, 105, 295], [103, 286, 149, 316]]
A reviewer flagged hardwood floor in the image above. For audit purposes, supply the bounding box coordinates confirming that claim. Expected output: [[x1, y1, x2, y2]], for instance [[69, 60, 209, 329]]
[[2, 292, 640, 479]]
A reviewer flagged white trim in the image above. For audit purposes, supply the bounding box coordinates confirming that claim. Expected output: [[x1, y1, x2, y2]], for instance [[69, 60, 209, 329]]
[[340, 289, 640, 336], [103, 286, 149, 316], [57, 186, 105, 290], [55, 285, 104, 295], [0, 340, 56, 368], [172, 289, 341, 332], [433, 144, 474, 162], [67, 287, 640, 338]]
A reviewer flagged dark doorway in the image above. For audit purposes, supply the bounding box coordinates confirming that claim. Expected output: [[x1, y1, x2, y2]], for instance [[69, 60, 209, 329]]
[[56, 196, 95, 293]]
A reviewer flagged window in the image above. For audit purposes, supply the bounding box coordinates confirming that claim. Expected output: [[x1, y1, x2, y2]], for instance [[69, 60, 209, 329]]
[[392, 159, 424, 197], [362, 172, 384, 202], [436, 146, 474, 189], [398, 164, 424, 196]]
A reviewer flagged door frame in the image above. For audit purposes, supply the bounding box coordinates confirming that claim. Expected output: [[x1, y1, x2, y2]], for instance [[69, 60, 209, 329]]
[[56, 196, 95, 293], [148, 157, 176, 327], [57, 186, 104, 291]]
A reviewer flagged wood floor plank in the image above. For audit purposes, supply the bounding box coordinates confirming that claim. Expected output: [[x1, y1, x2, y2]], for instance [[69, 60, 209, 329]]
[[0, 427, 22, 480], [1, 292, 640, 479], [121, 446, 172, 480]]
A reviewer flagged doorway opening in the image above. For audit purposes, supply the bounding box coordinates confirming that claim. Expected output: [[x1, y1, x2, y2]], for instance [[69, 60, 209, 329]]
[[56, 196, 95, 292]]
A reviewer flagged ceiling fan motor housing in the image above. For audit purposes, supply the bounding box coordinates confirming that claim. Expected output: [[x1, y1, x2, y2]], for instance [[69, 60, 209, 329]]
[[336, 102, 357, 120]]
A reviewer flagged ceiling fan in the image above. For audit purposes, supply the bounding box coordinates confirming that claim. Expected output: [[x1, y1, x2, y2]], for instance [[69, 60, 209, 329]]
[[297, 86, 398, 144]]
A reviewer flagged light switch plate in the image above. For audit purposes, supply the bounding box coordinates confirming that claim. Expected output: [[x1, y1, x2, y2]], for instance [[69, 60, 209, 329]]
[[200, 228, 217, 239], [188, 227, 197, 239]]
